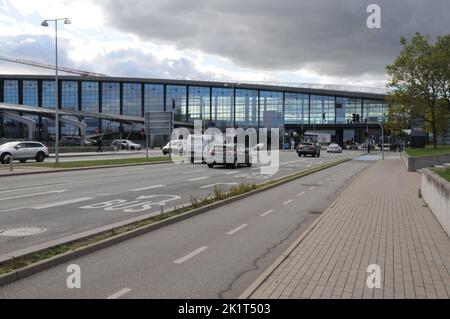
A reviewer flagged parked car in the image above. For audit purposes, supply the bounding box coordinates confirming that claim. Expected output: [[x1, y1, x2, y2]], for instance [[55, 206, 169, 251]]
[[206, 143, 252, 168], [349, 142, 358, 150], [297, 142, 321, 157], [111, 139, 142, 150], [162, 140, 186, 155], [327, 143, 342, 153], [0, 141, 49, 164]]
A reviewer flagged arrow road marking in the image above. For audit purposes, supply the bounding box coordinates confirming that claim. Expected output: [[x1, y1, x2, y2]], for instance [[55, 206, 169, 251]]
[[0, 190, 67, 201]]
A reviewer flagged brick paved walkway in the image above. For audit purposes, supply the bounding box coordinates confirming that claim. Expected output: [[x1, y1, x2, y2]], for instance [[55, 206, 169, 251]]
[[243, 158, 450, 299]]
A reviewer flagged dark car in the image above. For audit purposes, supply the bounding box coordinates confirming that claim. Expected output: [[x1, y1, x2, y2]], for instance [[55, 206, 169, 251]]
[[206, 143, 252, 168], [297, 142, 321, 157]]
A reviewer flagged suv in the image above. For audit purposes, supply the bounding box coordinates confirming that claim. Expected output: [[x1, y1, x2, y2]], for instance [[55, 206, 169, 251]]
[[297, 142, 321, 157], [206, 143, 251, 168], [0, 141, 49, 163]]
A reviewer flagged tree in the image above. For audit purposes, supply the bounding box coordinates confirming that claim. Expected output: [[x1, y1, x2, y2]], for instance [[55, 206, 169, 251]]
[[386, 32, 450, 148]]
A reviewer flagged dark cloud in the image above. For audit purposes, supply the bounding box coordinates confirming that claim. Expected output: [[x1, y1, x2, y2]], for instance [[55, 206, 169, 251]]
[[99, 0, 450, 77], [0, 34, 221, 80]]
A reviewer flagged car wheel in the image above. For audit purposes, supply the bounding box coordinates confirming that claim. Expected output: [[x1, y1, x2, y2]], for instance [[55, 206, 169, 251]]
[[35, 152, 45, 163], [207, 163, 214, 168], [19, 159, 27, 163], [130, 146, 135, 150], [246, 161, 252, 167], [298, 153, 302, 157], [0, 153, 12, 164], [317, 153, 320, 157]]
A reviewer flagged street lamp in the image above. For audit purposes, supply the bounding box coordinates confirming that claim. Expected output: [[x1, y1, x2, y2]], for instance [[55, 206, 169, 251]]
[[41, 18, 71, 164]]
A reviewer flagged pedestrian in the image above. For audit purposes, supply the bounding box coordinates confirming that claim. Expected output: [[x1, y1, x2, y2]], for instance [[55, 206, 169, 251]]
[[96, 138, 103, 153]]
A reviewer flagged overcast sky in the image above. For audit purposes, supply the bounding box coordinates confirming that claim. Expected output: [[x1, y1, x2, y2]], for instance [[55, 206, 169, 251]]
[[0, 0, 449, 88]]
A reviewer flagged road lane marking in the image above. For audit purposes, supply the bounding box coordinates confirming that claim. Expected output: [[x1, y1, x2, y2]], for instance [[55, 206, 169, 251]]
[[282, 200, 293, 206], [130, 184, 166, 192], [186, 176, 209, 182], [183, 170, 206, 174], [225, 171, 240, 175], [0, 190, 67, 201], [227, 224, 248, 235], [200, 182, 238, 189], [107, 288, 131, 299], [0, 184, 68, 194], [174, 246, 208, 264], [31, 197, 94, 210], [260, 209, 275, 217], [309, 186, 316, 190], [297, 192, 305, 197], [0, 206, 29, 213]]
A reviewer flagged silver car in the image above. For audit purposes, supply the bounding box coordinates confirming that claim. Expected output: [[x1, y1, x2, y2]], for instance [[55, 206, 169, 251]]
[[0, 141, 49, 164]]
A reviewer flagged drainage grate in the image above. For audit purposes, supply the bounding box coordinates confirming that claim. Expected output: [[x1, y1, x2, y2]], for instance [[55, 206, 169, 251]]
[[0, 226, 47, 237]]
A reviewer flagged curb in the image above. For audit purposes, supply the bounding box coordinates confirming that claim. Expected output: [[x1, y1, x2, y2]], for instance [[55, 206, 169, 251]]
[[0, 160, 172, 177], [238, 160, 372, 299], [0, 158, 351, 287]]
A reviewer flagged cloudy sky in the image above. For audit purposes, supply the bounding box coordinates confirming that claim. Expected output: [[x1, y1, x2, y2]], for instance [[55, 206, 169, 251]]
[[0, 0, 449, 88]]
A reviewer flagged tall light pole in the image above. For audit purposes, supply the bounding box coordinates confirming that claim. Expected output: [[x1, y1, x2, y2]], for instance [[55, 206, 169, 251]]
[[41, 18, 71, 164]]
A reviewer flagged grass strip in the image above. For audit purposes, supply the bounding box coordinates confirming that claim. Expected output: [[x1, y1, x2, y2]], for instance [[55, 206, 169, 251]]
[[405, 145, 450, 157], [432, 166, 450, 182]]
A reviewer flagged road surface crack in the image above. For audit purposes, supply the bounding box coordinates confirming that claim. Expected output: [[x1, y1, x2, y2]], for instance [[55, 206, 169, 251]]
[[217, 216, 311, 299]]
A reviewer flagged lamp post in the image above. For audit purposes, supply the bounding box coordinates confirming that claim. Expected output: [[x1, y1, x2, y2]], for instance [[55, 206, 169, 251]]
[[41, 18, 71, 164]]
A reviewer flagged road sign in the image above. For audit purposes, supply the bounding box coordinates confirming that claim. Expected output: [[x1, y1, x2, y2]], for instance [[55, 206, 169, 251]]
[[144, 111, 173, 135]]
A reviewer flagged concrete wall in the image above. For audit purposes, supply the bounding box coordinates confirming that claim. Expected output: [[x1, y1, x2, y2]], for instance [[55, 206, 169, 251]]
[[402, 151, 450, 172], [421, 169, 450, 237]]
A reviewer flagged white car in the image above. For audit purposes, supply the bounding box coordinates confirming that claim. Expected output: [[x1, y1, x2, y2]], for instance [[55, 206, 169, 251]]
[[111, 139, 142, 151], [327, 143, 342, 153], [162, 140, 186, 155], [0, 141, 49, 163]]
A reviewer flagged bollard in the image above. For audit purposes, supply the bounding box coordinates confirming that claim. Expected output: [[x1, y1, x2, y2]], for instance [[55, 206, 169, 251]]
[[9, 156, 13, 172]]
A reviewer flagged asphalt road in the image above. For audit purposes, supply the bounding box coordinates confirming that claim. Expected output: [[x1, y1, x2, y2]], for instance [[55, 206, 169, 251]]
[[0, 150, 367, 257], [0, 156, 375, 298]]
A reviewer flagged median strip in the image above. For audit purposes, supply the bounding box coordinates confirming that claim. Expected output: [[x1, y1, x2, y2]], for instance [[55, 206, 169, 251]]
[[0, 157, 351, 286]]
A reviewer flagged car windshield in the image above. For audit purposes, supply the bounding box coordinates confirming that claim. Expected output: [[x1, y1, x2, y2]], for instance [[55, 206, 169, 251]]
[[0, 142, 16, 149]]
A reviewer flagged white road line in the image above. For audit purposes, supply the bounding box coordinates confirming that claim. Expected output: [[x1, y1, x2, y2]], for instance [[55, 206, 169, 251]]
[[309, 186, 316, 190], [297, 192, 306, 197], [227, 224, 248, 235], [186, 176, 209, 182], [106, 288, 131, 299], [130, 184, 166, 192], [0, 184, 64, 194], [0, 190, 67, 201], [31, 197, 93, 210], [183, 170, 206, 174], [282, 199, 293, 206], [174, 246, 208, 264], [200, 182, 238, 189], [0, 206, 29, 213], [260, 209, 275, 217]]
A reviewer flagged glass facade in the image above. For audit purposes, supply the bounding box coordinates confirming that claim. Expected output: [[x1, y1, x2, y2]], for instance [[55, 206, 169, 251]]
[[102, 82, 120, 133], [144, 84, 164, 112], [212, 87, 233, 129], [310, 95, 335, 124], [166, 85, 187, 122], [1, 77, 389, 145], [188, 86, 211, 122], [285, 93, 308, 124], [81, 82, 100, 134], [259, 91, 283, 128], [363, 99, 387, 122], [23, 80, 38, 106], [4, 80, 18, 103]]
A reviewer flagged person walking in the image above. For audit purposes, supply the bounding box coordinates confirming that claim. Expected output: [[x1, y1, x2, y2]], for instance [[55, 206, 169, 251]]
[[96, 138, 103, 153]]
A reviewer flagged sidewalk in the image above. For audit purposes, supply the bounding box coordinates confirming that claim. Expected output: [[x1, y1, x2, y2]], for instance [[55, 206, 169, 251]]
[[243, 158, 450, 299]]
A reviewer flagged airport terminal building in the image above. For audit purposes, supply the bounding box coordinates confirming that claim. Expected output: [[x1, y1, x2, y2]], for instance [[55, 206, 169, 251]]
[[0, 75, 388, 146]]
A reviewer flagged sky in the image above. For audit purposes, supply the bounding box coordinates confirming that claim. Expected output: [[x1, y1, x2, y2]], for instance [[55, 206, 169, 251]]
[[0, 0, 449, 88]]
